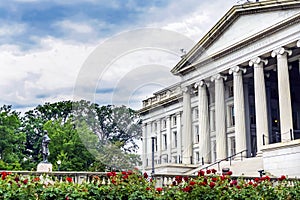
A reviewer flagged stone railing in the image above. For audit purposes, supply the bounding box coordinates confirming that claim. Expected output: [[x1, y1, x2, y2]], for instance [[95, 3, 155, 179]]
[[152, 173, 300, 188], [0, 171, 109, 184]]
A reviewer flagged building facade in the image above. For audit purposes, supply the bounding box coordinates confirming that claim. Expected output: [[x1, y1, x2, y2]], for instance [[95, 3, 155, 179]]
[[139, 0, 300, 176]]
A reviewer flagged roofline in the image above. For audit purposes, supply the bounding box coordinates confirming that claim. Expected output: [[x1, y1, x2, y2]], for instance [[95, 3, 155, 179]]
[[171, 0, 300, 75]]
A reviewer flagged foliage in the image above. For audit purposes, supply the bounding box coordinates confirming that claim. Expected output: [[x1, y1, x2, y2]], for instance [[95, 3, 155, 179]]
[[0, 170, 299, 200], [0, 101, 141, 171], [0, 105, 25, 170]]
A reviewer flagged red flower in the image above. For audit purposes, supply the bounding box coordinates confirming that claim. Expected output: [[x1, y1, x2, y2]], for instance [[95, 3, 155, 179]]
[[206, 169, 211, 174], [248, 181, 253, 185], [198, 170, 205, 176], [184, 176, 189, 182], [175, 175, 182, 184], [278, 175, 286, 181], [199, 181, 207, 186], [127, 170, 133, 175], [111, 179, 117, 185], [122, 175, 128, 179], [146, 187, 151, 191], [183, 186, 192, 192], [122, 171, 127, 175], [189, 181, 196, 186], [14, 176, 20, 183], [1, 171, 7, 180], [212, 169, 217, 174], [107, 172, 113, 177], [156, 187, 163, 192], [261, 176, 270, 181], [143, 172, 148, 179], [212, 177, 218, 182], [66, 177, 73, 183], [236, 185, 241, 189], [227, 171, 233, 176], [220, 175, 226, 181], [209, 182, 215, 188], [254, 177, 260, 182], [230, 180, 238, 186], [23, 179, 28, 185], [65, 196, 69, 200]]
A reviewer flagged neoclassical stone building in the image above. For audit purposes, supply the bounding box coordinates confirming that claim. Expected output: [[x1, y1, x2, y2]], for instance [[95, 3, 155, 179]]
[[139, 0, 300, 177]]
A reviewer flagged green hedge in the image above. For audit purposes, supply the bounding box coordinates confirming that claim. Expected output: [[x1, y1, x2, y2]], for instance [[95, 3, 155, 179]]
[[0, 170, 299, 200]]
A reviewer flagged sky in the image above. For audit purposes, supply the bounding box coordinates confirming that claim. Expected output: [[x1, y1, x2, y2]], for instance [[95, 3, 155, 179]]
[[0, 0, 242, 113]]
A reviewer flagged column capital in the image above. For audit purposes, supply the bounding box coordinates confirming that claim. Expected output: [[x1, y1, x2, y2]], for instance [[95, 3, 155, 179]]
[[249, 57, 268, 67], [194, 80, 209, 88], [271, 47, 292, 58], [297, 40, 300, 47], [181, 85, 190, 93], [211, 73, 227, 82], [229, 66, 247, 75]]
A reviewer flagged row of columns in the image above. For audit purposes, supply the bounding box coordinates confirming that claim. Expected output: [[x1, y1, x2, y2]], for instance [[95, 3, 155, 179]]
[[181, 45, 297, 163]]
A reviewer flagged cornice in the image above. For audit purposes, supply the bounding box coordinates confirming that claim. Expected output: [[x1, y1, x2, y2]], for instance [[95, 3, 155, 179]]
[[171, 0, 300, 75]]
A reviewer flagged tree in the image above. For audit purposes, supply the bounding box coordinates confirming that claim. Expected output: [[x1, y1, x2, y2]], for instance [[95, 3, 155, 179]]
[[0, 105, 25, 170]]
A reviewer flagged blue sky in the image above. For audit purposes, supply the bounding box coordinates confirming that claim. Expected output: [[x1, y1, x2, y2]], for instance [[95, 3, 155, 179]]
[[0, 0, 238, 112]]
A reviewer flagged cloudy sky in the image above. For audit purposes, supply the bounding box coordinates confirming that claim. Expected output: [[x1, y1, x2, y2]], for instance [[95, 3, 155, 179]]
[[0, 0, 241, 112]]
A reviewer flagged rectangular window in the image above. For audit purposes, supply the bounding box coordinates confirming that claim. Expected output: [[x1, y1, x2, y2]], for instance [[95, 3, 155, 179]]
[[173, 131, 177, 148], [196, 152, 200, 163], [173, 115, 177, 126], [229, 105, 235, 127], [230, 137, 236, 156], [163, 134, 167, 150], [194, 125, 199, 143], [194, 108, 199, 120], [162, 119, 167, 129]]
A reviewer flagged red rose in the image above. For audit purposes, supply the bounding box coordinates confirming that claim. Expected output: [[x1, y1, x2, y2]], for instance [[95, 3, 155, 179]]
[[227, 171, 232, 176], [212, 177, 218, 182], [14, 176, 20, 183], [206, 169, 211, 174], [278, 175, 286, 181], [199, 181, 207, 186], [212, 169, 217, 174], [236, 185, 241, 189], [254, 177, 260, 182], [122, 171, 127, 175], [184, 176, 189, 182], [198, 170, 205, 176], [209, 182, 215, 188], [183, 186, 192, 192], [111, 179, 116, 185], [143, 172, 148, 179], [1, 172, 7, 180], [23, 179, 28, 184], [123, 175, 128, 179], [66, 177, 73, 183], [220, 175, 226, 181], [107, 172, 113, 177], [248, 181, 253, 185], [146, 187, 151, 191], [156, 187, 163, 192], [127, 170, 133, 175], [189, 181, 196, 186]]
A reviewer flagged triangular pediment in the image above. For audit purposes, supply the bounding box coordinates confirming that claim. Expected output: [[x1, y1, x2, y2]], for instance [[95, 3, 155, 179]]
[[171, 0, 300, 75]]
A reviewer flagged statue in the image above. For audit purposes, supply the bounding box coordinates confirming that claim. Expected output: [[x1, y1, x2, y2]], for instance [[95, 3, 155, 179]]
[[42, 130, 51, 163]]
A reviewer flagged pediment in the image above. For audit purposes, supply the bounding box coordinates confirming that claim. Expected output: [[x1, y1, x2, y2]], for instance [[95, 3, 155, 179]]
[[171, 1, 300, 75], [196, 8, 300, 61]]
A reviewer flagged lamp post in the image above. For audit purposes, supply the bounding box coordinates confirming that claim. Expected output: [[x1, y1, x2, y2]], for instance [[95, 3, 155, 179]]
[[57, 160, 61, 171]]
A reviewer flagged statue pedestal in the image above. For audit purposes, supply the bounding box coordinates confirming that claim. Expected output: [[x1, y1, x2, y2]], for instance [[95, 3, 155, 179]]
[[37, 162, 52, 172]]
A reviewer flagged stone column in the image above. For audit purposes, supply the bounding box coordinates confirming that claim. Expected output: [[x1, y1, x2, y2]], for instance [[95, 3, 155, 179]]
[[176, 112, 182, 163], [156, 120, 161, 164], [211, 74, 227, 160], [249, 57, 269, 154], [142, 123, 147, 170], [182, 86, 193, 164], [195, 80, 211, 164], [166, 116, 171, 163], [271, 47, 293, 142], [229, 66, 247, 157]]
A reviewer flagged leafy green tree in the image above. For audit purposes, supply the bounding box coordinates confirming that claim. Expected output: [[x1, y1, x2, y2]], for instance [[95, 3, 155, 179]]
[[0, 105, 25, 170]]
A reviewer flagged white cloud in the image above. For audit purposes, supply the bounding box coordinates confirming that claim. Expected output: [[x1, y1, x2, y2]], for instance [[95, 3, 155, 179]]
[[55, 20, 94, 34], [0, 23, 26, 37]]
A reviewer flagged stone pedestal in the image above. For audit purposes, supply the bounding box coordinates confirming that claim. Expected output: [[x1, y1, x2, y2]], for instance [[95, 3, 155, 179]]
[[37, 162, 52, 172]]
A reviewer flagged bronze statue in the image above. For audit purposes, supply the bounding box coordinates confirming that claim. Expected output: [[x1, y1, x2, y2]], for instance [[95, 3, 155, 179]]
[[42, 130, 51, 163]]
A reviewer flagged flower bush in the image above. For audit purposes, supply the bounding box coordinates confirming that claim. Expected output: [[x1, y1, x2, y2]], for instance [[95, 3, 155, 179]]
[[0, 170, 299, 200]]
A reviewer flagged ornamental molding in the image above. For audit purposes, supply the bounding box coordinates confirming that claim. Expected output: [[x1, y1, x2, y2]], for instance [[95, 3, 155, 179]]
[[249, 57, 268, 67], [271, 47, 292, 57], [229, 66, 247, 75]]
